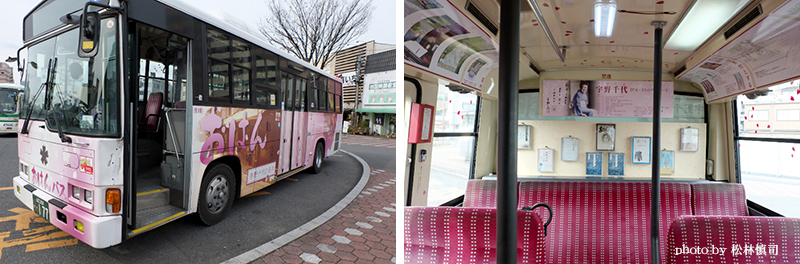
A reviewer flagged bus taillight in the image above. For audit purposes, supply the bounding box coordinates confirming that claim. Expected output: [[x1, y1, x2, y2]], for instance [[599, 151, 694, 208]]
[[106, 189, 120, 213]]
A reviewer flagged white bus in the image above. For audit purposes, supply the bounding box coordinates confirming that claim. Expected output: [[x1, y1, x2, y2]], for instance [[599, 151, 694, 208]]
[[0, 83, 23, 134], [13, 0, 343, 248]]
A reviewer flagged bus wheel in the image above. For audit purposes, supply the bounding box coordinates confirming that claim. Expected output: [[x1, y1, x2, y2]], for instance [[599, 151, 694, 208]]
[[198, 164, 234, 225], [312, 141, 324, 174]]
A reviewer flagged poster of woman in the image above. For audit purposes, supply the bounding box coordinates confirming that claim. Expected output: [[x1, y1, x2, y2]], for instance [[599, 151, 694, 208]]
[[542, 80, 674, 118], [572, 80, 597, 116]]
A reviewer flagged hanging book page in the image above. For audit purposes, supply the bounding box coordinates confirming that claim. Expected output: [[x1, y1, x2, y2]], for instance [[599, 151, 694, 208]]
[[661, 150, 675, 174], [632, 137, 652, 164], [586, 152, 603, 176], [608, 153, 625, 176], [561, 137, 579, 161], [538, 148, 554, 172], [680, 128, 699, 151], [596, 124, 616, 151], [518, 125, 532, 149]]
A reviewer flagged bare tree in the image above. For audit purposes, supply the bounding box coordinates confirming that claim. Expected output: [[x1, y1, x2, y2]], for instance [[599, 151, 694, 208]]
[[259, 0, 374, 70]]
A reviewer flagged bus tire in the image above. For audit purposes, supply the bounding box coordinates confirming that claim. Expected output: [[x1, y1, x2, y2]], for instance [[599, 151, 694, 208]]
[[198, 163, 235, 226], [312, 141, 324, 174]]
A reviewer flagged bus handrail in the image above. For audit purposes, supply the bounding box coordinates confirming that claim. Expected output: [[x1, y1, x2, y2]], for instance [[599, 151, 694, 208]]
[[521, 202, 552, 236], [163, 107, 183, 166]]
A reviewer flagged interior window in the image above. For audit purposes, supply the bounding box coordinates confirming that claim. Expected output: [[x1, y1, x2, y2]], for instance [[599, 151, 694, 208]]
[[735, 81, 800, 217]]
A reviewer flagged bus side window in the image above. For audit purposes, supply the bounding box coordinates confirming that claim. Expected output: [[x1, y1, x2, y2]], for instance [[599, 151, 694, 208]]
[[319, 90, 327, 112], [207, 29, 230, 103], [308, 87, 318, 111], [334, 94, 341, 113], [254, 85, 278, 109]]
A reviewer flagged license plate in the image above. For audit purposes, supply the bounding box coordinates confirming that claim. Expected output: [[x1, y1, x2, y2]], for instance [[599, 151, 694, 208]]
[[33, 195, 50, 222]]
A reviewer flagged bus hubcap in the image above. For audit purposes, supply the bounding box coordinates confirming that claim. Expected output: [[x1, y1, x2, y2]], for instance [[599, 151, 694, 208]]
[[206, 175, 228, 213]]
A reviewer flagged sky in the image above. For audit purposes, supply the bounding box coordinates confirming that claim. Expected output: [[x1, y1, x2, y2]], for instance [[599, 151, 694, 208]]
[[0, 0, 396, 85]]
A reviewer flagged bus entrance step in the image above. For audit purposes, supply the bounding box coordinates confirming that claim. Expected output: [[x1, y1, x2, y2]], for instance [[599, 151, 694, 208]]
[[135, 204, 184, 230], [136, 187, 170, 211]]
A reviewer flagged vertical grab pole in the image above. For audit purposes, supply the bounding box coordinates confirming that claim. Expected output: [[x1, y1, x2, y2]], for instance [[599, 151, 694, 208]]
[[650, 20, 666, 264], [498, 0, 521, 262]]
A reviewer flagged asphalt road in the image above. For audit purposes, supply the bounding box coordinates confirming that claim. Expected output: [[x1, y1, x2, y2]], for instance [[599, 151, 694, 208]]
[[340, 142, 396, 173], [0, 135, 379, 264]]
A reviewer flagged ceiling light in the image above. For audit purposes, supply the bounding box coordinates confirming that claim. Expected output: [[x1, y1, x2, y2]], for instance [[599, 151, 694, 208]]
[[664, 0, 749, 51], [594, 0, 617, 38]]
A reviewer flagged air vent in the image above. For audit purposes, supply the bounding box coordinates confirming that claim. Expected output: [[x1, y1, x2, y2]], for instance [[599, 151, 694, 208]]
[[529, 62, 541, 75], [466, 0, 499, 35], [674, 65, 687, 77], [724, 4, 762, 39]]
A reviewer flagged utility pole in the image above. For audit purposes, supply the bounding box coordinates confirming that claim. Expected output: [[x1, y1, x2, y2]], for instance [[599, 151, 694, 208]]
[[354, 55, 366, 130]]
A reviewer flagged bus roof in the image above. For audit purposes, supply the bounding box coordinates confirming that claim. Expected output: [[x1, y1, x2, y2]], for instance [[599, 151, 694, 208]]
[[155, 0, 342, 83]]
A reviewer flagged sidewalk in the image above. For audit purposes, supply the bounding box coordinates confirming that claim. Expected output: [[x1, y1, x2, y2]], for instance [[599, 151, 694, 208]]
[[252, 168, 396, 264]]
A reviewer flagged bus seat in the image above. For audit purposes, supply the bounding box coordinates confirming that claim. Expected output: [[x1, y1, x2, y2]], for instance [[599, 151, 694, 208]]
[[518, 181, 692, 263], [667, 215, 800, 263], [691, 183, 748, 216], [404, 206, 545, 263], [463, 179, 498, 207], [140, 92, 163, 132]]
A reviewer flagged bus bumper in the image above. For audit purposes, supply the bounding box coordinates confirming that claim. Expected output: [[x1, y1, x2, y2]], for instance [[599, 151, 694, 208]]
[[12, 176, 122, 249], [0, 122, 17, 133]]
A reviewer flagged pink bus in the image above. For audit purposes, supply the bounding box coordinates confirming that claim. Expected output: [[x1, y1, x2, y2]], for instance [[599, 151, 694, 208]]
[[12, 0, 342, 248]]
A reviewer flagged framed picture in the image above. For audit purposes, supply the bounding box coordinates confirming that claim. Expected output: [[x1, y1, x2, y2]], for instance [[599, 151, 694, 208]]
[[661, 150, 675, 174], [561, 137, 579, 161], [680, 128, 699, 151], [586, 152, 603, 176], [631, 137, 652, 164], [596, 124, 616, 151], [608, 153, 625, 176], [538, 148, 554, 172], [518, 125, 532, 149]]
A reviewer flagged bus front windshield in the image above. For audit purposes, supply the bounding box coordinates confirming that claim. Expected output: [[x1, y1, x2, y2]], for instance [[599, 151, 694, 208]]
[[23, 17, 119, 135], [0, 89, 20, 114]]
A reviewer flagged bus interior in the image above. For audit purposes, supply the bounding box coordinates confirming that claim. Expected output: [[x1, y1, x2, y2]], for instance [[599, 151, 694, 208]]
[[133, 23, 190, 232], [404, 0, 800, 262]]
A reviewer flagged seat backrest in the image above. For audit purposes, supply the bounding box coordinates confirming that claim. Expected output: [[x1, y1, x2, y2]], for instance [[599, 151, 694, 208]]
[[404, 206, 545, 263], [667, 215, 800, 264], [691, 183, 748, 216], [518, 181, 692, 263], [463, 179, 498, 207], [143, 92, 163, 132]]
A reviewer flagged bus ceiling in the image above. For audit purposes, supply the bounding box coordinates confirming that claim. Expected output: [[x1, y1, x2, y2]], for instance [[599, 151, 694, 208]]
[[404, 0, 800, 104]]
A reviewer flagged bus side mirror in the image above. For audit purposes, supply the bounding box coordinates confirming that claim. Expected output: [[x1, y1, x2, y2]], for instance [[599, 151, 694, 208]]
[[78, 11, 100, 58]]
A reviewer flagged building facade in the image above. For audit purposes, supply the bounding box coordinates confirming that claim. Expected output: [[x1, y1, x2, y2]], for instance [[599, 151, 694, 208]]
[[359, 49, 396, 136], [325, 41, 395, 136], [0, 63, 13, 84]]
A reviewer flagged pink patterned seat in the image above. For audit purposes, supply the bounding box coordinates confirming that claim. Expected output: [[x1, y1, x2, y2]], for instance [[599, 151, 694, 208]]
[[667, 215, 800, 263], [691, 183, 748, 216], [518, 181, 692, 263], [463, 179, 498, 207], [404, 207, 546, 263]]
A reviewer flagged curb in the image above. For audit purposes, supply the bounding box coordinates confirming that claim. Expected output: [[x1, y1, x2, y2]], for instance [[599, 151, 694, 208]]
[[220, 150, 370, 264]]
